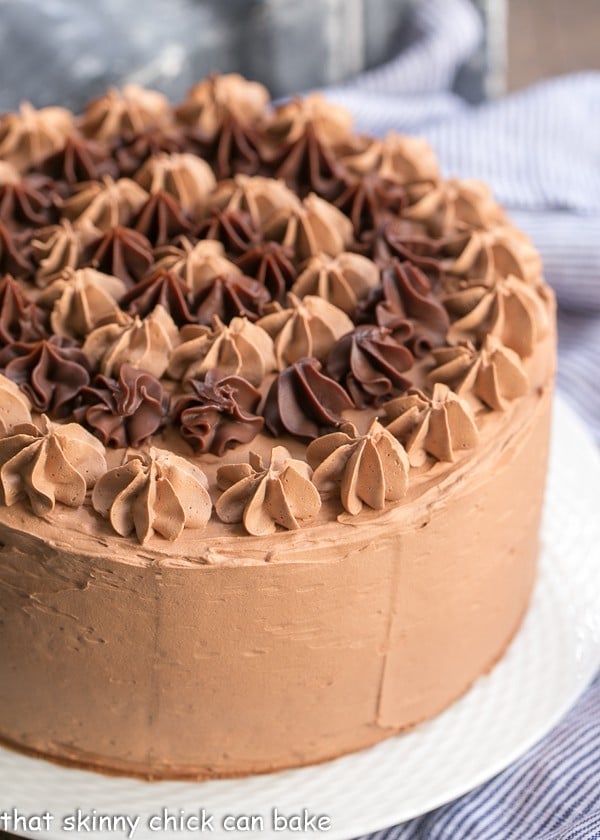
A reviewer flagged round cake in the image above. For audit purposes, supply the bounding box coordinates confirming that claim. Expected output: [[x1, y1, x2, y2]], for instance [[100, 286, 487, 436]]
[[0, 75, 555, 779]]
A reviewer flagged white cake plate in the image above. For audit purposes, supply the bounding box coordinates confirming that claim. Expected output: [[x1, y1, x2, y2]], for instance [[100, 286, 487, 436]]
[[1, 395, 599, 840]]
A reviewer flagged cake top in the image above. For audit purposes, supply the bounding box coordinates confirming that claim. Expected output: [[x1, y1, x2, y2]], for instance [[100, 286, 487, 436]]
[[0, 75, 552, 544]]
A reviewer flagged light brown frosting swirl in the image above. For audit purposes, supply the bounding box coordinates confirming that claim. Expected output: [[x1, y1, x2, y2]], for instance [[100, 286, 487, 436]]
[[427, 336, 529, 411], [83, 304, 178, 378], [207, 174, 301, 229], [307, 419, 409, 516], [80, 84, 171, 142], [267, 93, 353, 148], [39, 267, 126, 339], [264, 193, 353, 260], [0, 415, 106, 516], [383, 383, 479, 467], [404, 179, 506, 237], [0, 102, 74, 171], [291, 251, 380, 315], [30, 220, 83, 288], [176, 74, 269, 139], [444, 274, 551, 357], [442, 224, 543, 288], [134, 152, 216, 215], [156, 239, 241, 295], [167, 315, 276, 385], [341, 132, 439, 185], [92, 446, 211, 543], [0, 374, 32, 434], [216, 446, 321, 536], [257, 293, 353, 369], [59, 175, 149, 234]]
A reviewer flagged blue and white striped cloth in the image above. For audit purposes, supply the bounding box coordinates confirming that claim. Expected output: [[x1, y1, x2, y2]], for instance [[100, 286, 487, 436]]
[[324, 1, 600, 838]]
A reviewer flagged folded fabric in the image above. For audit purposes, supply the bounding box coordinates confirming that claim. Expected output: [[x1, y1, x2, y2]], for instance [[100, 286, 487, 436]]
[[323, 1, 600, 838]]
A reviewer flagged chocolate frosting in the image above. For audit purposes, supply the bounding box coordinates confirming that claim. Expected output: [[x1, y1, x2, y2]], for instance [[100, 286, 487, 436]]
[[81, 225, 153, 287], [235, 239, 296, 301], [134, 152, 215, 215], [291, 251, 379, 316], [427, 336, 529, 411], [92, 446, 211, 543], [113, 124, 190, 178], [367, 216, 444, 279], [192, 267, 271, 326], [263, 356, 353, 440], [327, 325, 413, 406], [216, 445, 321, 536], [257, 293, 353, 369], [368, 261, 450, 353], [30, 220, 82, 287], [0, 336, 91, 417], [307, 419, 409, 515], [38, 133, 115, 186], [121, 268, 196, 326], [173, 372, 264, 455], [265, 95, 351, 197], [0, 170, 54, 227], [83, 305, 178, 379], [0, 373, 32, 434], [0, 102, 74, 171], [383, 384, 479, 466], [0, 274, 49, 344], [167, 315, 276, 385], [75, 364, 169, 448], [80, 84, 171, 142], [272, 122, 345, 200], [133, 190, 193, 246], [197, 207, 258, 256], [334, 173, 407, 238], [0, 415, 106, 515], [0, 222, 33, 277]]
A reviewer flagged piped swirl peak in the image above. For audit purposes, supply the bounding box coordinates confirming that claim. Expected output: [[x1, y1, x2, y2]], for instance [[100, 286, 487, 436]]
[[92, 446, 211, 544], [444, 274, 551, 358], [134, 152, 216, 215], [383, 384, 479, 467], [0, 101, 74, 171], [167, 315, 276, 385], [307, 419, 409, 516], [257, 293, 353, 369], [0, 415, 106, 516], [59, 175, 149, 234], [216, 446, 321, 536], [291, 251, 379, 316], [82, 304, 178, 379], [175, 73, 270, 138], [80, 84, 171, 142], [427, 336, 529, 412], [263, 192, 353, 260], [264, 356, 354, 441]]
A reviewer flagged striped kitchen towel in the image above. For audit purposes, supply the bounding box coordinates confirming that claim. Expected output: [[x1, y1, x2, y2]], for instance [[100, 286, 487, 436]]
[[324, 1, 600, 838]]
